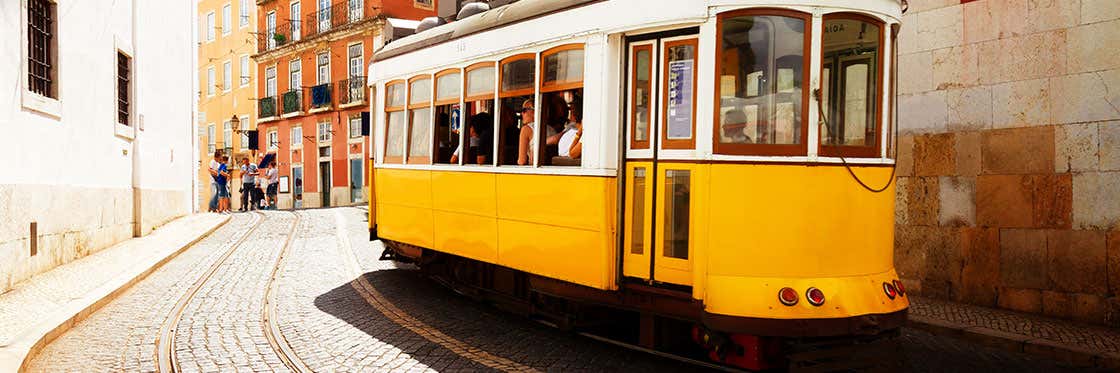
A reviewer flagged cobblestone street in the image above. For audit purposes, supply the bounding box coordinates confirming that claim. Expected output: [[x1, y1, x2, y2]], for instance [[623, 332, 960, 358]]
[[22, 207, 1104, 372]]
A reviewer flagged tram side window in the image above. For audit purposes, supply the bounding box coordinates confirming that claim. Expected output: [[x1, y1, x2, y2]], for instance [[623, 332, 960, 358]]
[[540, 45, 585, 166], [464, 63, 496, 165], [407, 76, 432, 164], [715, 10, 810, 155], [498, 55, 535, 166], [820, 15, 882, 158], [384, 81, 407, 163], [434, 70, 461, 164]]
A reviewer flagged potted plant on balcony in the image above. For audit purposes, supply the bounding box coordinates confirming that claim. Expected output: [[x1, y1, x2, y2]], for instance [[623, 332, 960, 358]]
[[273, 33, 287, 45]]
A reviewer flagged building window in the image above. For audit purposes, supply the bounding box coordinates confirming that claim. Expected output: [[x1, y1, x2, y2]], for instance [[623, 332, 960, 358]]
[[223, 60, 232, 92], [266, 11, 276, 49], [240, 116, 250, 147], [206, 11, 216, 42], [27, 0, 57, 99], [318, 121, 331, 142], [292, 126, 303, 148], [222, 3, 231, 35], [414, 0, 433, 10], [208, 124, 216, 153], [348, 44, 363, 78], [239, 0, 250, 27], [319, 145, 331, 158], [348, 0, 363, 22], [240, 55, 250, 87], [317, 52, 329, 85], [223, 120, 232, 149], [289, 59, 301, 90], [117, 52, 131, 125], [265, 66, 277, 97], [207, 66, 216, 96], [349, 115, 362, 138], [268, 130, 279, 150], [318, 0, 331, 32], [290, 1, 302, 41]]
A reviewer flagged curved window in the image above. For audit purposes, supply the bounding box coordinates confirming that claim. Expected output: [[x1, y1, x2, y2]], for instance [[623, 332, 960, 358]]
[[465, 63, 496, 100], [540, 44, 585, 166], [407, 76, 432, 164], [463, 62, 497, 165], [820, 13, 883, 158], [383, 81, 406, 163], [500, 54, 535, 97], [435, 70, 461, 104], [714, 9, 811, 156], [541, 45, 584, 91]]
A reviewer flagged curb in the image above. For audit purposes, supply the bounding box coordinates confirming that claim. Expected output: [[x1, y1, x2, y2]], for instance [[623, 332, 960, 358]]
[[0, 214, 231, 373], [907, 315, 1120, 370]]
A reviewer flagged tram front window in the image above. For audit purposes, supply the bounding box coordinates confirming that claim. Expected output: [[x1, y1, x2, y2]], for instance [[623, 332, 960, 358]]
[[716, 11, 810, 155], [820, 15, 882, 158]]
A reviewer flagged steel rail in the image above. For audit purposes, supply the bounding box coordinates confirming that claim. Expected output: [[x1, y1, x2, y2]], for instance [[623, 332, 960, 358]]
[[261, 211, 313, 373], [154, 211, 265, 373]]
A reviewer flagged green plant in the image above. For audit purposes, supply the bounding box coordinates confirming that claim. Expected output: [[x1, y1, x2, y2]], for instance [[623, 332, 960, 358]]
[[273, 33, 286, 44]]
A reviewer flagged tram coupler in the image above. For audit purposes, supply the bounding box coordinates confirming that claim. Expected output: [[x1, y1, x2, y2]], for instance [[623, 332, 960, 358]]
[[692, 326, 782, 371]]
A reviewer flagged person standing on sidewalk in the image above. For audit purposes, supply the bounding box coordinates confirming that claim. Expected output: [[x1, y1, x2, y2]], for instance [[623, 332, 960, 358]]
[[238, 158, 258, 212], [216, 155, 232, 214], [207, 150, 222, 212], [266, 161, 279, 209]]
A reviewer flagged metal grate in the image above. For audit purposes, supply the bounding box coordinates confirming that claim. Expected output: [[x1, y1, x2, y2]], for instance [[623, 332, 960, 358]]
[[117, 52, 131, 125], [27, 0, 55, 98]]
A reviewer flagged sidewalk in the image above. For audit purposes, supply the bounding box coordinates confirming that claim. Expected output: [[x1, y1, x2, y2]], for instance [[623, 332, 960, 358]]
[[0, 213, 229, 372], [908, 295, 1120, 370]]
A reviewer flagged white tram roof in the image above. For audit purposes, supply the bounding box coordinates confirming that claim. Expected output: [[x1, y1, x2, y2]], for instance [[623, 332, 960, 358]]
[[369, 0, 904, 82]]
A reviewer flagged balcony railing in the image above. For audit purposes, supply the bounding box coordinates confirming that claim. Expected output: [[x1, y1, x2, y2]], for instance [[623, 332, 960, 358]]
[[258, 22, 296, 53], [304, 2, 371, 40], [338, 76, 366, 106], [281, 89, 303, 114], [311, 83, 333, 109], [259, 96, 277, 118]]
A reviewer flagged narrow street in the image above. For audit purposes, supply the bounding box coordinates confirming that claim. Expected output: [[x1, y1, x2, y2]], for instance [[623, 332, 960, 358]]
[[23, 208, 1100, 372]]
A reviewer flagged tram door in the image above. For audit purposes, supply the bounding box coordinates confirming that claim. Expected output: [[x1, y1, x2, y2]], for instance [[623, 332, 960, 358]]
[[622, 31, 699, 288]]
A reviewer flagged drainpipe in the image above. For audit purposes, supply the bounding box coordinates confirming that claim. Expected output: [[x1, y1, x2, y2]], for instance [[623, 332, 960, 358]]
[[131, 0, 142, 237]]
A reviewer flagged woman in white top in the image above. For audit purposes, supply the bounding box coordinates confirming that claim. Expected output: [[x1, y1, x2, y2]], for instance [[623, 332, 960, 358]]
[[558, 98, 583, 159]]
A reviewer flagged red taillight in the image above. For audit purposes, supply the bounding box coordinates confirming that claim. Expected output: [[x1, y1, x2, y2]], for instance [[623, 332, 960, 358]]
[[778, 287, 799, 306], [893, 280, 906, 296], [883, 282, 897, 299], [805, 287, 825, 306]]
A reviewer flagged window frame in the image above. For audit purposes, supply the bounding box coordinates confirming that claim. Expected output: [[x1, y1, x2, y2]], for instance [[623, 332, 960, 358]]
[[348, 42, 364, 78], [206, 11, 216, 42], [222, 59, 233, 92], [206, 66, 216, 97], [629, 43, 654, 150], [239, 0, 250, 28], [317, 52, 330, 85], [661, 37, 698, 150], [291, 125, 304, 149], [208, 124, 217, 154], [498, 53, 536, 98], [239, 55, 251, 87], [268, 129, 279, 151], [222, 3, 232, 36], [414, 0, 434, 10], [405, 74, 434, 165], [538, 44, 585, 93], [711, 8, 813, 157], [818, 12, 885, 159], [463, 61, 496, 102], [117, 51, 131, 126], [24, 0, 59, 104], [383, 79, 407, 164], [433, 68, 461, 106]]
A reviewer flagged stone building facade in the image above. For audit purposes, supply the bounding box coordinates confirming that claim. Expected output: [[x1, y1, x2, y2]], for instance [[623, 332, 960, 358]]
[[894, 0, 1119, 325], [0, 1, 196, 292]]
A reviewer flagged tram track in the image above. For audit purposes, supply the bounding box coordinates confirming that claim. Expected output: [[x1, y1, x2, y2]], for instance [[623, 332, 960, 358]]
[[153, 211, 308, 373]]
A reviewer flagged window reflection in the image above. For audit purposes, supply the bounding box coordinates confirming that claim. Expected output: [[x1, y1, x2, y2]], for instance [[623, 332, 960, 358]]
[[821, 17, 880, 152]]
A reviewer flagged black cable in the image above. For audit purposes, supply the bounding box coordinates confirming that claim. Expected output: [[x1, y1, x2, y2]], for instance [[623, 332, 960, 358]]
[[813, 88, 897, 193]]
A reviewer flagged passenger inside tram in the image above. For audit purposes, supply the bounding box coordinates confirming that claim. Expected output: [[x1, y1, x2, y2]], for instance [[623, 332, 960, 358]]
[[557, 96, 583, 161], [434, 108, 458, 164], [452, 99, 493, 165], [498, 96, 532, 165]]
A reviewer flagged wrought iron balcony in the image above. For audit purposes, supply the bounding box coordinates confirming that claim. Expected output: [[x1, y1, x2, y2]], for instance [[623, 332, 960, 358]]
[[258, 22, 296, 53], [337, 76, 366, 106], [303, 2, 371, 40], [310, 83, 333, 109], [259, 96, 277, 118], [281, 89, 303, 114]]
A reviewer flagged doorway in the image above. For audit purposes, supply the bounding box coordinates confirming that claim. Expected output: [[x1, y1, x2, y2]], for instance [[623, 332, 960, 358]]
[[319, 160, 331, 207]]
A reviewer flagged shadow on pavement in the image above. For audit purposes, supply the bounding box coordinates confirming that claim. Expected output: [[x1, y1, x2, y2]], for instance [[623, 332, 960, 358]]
[[314, 265, 704, 372]]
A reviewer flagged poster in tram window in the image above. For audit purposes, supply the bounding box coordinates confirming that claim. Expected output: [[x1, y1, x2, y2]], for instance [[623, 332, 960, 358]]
[[666, 60, 693, 140]]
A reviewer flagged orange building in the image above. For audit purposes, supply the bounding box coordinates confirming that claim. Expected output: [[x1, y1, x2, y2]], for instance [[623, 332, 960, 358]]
[[252, 0, 436, 208]]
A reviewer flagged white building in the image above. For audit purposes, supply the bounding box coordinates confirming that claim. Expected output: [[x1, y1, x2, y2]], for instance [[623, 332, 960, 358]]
[[0, 0, 198, 292]]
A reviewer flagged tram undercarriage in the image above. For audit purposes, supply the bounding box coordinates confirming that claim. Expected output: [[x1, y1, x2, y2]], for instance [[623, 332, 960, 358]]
[[380, 240, 906, 371]]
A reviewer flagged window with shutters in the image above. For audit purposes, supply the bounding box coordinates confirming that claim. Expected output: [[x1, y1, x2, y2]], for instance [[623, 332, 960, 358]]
[[26, 0, 57, 99], [117, 52, 131, 125]]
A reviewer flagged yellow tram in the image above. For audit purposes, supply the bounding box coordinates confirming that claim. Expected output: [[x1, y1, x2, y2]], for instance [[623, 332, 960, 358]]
[[368, 0, 907, 369]]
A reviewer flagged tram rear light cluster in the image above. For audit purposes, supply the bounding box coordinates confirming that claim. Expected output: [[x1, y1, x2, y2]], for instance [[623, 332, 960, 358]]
[[883, 282, 898, 299], [778, 287, 799, 306], [806, 287, 825, 306], [893, 279, 906, 296]]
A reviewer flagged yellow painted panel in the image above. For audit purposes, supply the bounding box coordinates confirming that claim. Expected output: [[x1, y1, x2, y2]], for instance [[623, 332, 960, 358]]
[[704, 269, 909, 319], [433, 210, 498, 263], [495, 174, 608, 232], [375, 168, 433, 209], [706, 164, 895, 278], [652, 163, 706, 286], [377, 204, 434, 249], [622, 162, 653, 280], [430, 171, 498, 216], [497, 219, 609, 289]]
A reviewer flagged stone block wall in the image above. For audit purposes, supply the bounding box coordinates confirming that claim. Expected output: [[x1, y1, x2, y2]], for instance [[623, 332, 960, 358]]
[[895, 0, 1120, 325]]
